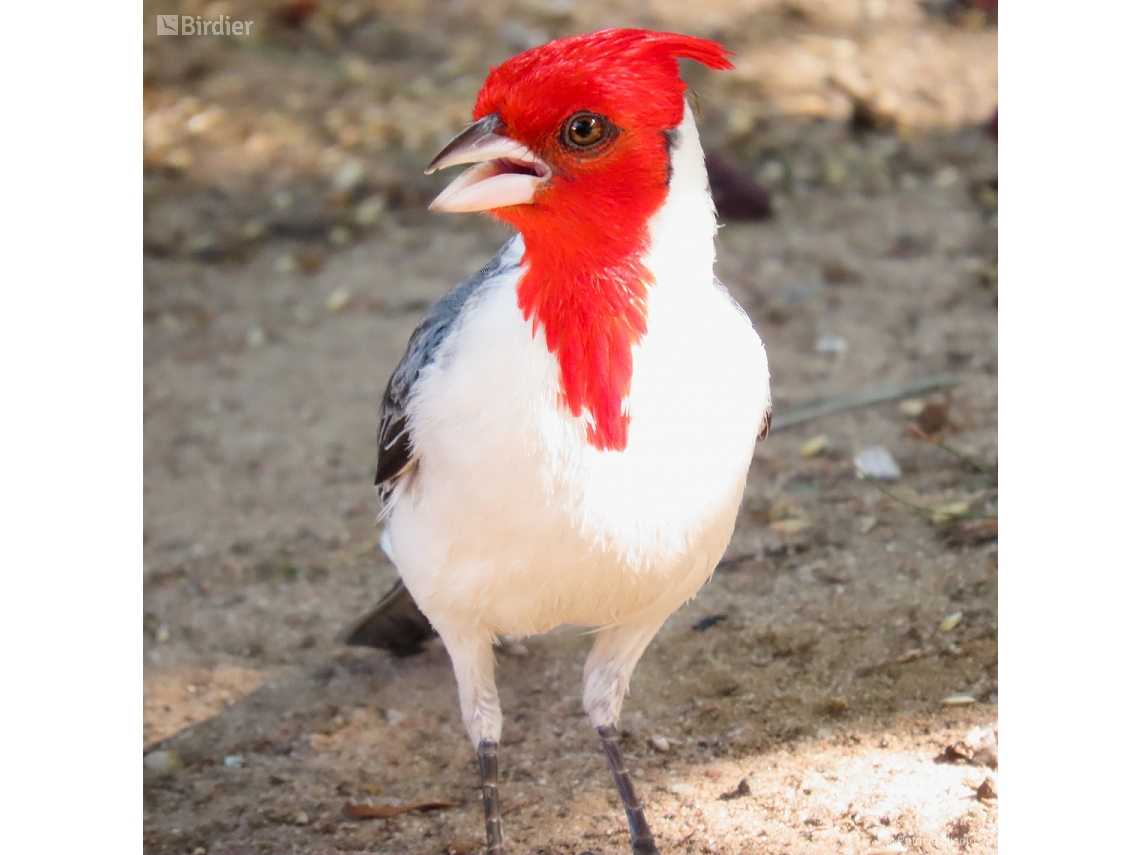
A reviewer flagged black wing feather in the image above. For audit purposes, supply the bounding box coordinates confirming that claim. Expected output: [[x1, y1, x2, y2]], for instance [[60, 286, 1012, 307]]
[[340, 580, 438, 655], [350, 240, 520, 654]]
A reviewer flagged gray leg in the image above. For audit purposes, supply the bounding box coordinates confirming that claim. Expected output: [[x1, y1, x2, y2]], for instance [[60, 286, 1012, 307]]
[[597, 724, 659, 855], [477, 738, 506, 855]]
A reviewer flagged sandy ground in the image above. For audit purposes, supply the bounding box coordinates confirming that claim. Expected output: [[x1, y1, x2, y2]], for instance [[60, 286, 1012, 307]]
[[143, 2, 997, 853]]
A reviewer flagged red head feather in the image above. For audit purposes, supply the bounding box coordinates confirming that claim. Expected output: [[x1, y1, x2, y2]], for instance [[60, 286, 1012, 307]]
[[472, 30, 733, 451]]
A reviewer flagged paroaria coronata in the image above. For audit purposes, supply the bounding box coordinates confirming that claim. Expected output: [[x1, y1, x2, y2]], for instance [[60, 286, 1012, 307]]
[[344, 29, 772, 855]]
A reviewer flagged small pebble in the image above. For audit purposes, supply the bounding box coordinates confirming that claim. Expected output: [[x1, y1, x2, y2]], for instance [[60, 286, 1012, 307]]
[[859, 516, 877, 533], [273, 253, 298, 274], [770, 518, 808, 534], [223, 754, 243, 768], [341, 55, 373, 83], [667, 782, 696, 796], [326, 287, 351, 312], [245, 327, 265, 348], [854, 446, 901, 481], [650, 735, 672, 753], [385, 708, 407, 726], [799, 435, 828, 458], [187, 108, 221, 134], [939, 612, 963, 632], [332, 160, 364, 192], [760, 160, 785, 183], [295, 811, 310, 825], [329, 225, 352, 246], [354, 195, 386, 226], [941, 694, 976, 706], [292, 248, 326, 275], [167, 148, 193, 169], [898, 398, 925, 417], [241, 220, 266, 241], [975, 776, 998, 800], [934, 166, 959, 188], [155, 626, 171, 643], [144, 750, 183, 773], [814, 334, 848, 356]]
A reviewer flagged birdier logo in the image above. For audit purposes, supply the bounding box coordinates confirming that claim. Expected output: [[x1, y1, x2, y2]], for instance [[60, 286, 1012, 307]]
[[157, 15, 255, 36]]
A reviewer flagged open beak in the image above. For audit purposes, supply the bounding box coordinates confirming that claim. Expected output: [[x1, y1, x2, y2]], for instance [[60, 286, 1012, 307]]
[[425, 113, 551, 213]]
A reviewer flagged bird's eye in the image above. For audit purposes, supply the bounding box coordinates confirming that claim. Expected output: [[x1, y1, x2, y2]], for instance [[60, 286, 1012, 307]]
[[561, 112, 615, 151]]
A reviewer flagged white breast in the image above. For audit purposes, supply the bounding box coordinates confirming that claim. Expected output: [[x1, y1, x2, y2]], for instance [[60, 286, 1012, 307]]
[[385, 104, 770, 639]]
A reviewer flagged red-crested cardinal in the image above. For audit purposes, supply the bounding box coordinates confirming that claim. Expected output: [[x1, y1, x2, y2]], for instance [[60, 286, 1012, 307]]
[[345, 29, 771, 855]]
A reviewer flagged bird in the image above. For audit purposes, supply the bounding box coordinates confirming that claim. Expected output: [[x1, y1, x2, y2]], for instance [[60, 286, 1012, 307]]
[[343, 29, 771, 855]]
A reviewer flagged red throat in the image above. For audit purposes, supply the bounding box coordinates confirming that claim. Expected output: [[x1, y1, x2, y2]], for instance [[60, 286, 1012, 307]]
[[510, 199, 665, 452], [470, 29, 734, 451]]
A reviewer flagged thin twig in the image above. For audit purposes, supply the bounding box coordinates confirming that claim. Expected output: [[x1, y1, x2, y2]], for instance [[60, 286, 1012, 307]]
[[342, 800, 458, 820], [770, 374, 960, 432], [861, 475, 994, 522], [906, 424, 997, 478]]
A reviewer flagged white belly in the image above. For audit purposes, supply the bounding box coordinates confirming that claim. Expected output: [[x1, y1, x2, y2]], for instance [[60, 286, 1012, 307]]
[[386, 101, 770, 640], [384, 243, 770, 638]]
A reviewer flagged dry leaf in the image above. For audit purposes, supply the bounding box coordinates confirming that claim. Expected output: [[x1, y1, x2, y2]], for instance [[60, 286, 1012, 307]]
[[799, 435, 828, 458], [917, 402, 949, 433], [770, 518, 808, 534], [931, 501, 970, 523], [939, 612, 963, 632]]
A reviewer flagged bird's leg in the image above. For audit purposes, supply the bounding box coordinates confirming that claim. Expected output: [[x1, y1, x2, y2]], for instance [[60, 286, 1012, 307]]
[[434, 625, 506, 854], [597, 724, 659, 855], [582, 621, 669, 855], [477, 738, 506, 855]]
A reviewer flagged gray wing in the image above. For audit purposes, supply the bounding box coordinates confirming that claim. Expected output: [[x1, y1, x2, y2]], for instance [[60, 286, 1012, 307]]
[[374, 238, 520, 506]]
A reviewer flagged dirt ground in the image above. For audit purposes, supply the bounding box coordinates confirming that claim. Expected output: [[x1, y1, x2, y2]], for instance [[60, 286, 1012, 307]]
[[143, 2, 998, 853]]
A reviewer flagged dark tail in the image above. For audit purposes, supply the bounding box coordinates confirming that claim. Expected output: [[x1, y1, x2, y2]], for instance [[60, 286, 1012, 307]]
[[340, 580, 437, 656]]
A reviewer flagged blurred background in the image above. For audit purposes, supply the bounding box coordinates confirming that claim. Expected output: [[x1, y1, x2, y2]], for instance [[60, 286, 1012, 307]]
[[144, 3, 997, 853], [144, 0, 996, 263]]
